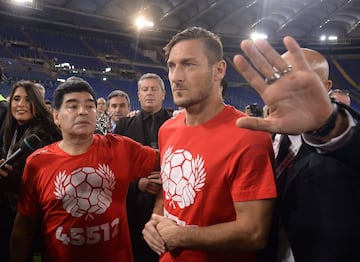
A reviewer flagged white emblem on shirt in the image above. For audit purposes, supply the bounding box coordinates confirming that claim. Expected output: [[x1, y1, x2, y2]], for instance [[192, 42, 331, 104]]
[[161, 147, 206, 209], [54, 164, 116, 220]]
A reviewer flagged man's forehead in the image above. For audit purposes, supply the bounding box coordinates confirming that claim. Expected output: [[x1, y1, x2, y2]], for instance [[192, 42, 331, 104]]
[[169, 39, 204, 57], [109, 96, 128, 103], [64, 92, 94, 101], [141, 78, 158, 84], [140, 77, 160, 84]]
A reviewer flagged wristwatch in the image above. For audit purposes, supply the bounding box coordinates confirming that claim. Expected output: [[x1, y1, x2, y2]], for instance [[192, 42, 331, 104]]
[[307, 102, 338, 137]]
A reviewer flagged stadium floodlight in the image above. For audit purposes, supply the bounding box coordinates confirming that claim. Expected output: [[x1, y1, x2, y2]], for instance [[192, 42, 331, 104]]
[[250, 32, 268, 40], [135, 16, 154, 30], [319, 35, 338, 42], [7, 0, 42, 10], [13, 0, 33, 3]]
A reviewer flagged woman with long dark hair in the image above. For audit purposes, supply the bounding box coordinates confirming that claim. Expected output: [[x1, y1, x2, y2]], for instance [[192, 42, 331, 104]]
[[0, 80, 62, 261]]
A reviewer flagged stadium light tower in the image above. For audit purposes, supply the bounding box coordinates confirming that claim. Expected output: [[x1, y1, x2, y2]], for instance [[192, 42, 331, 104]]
[[4, 0, 43, 10], [135, 15, 154, 30]]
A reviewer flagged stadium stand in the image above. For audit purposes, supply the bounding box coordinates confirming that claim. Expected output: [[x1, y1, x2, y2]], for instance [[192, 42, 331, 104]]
[[0, 22, 359, 112], [329, 58, 360, 111]]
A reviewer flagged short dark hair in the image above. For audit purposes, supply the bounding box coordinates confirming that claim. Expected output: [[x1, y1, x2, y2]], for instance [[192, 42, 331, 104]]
[[107, 90, 130, 106], [163, 26, 223, 65], [53, 77, 96, 110]]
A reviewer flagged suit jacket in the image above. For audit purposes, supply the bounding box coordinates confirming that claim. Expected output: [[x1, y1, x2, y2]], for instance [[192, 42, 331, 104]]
[[114, 108, 173, 262], [280, 103, 360, 262], [115, 108, 173, 145]]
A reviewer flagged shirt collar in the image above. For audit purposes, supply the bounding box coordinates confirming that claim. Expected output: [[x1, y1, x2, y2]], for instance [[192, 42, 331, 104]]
[[142, 108, 164, 120]]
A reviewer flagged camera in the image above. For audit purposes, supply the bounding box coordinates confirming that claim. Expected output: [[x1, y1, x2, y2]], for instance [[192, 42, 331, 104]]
[[245, 103, 263, 117]]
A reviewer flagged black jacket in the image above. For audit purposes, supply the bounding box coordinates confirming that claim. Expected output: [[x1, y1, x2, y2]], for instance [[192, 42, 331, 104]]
[[280, 104, 360, 262], [114, 108, 173, 262]]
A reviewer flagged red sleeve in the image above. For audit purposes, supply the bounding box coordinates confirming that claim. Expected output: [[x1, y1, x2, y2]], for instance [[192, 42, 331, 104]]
[[17, 155, 41, 217], [110, 134, 157, 180]]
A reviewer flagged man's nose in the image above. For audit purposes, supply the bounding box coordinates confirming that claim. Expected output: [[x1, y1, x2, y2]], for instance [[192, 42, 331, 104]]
[[79, 105, 89, 114], [169, 66, 184, 82]]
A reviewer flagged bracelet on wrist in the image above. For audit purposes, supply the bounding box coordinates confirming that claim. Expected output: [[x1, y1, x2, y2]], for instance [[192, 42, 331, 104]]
[[307, 103, 338, 137]]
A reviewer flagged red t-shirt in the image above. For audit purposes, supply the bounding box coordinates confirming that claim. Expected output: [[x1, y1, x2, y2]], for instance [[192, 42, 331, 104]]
[[159, 105, 276, 262], [18, 134, 156, 262]]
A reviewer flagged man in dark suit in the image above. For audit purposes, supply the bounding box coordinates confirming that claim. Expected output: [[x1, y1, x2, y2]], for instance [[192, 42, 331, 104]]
[[234, 36, 360, 262], [114, 73, 173, 262], [270, 48, 334, 261], [277, 48, 359, 262]]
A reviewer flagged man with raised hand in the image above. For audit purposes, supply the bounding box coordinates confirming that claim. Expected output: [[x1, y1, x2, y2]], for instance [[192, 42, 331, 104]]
[[234, 36, 360, 261]]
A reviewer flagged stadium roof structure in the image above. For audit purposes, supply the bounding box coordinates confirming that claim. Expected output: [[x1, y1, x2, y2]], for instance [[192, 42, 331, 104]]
[[0, 0, 360, 54]]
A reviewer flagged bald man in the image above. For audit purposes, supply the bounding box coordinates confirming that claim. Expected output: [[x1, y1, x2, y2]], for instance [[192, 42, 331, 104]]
[[282, 48, 332, 91], [258, 48, 360, 262]]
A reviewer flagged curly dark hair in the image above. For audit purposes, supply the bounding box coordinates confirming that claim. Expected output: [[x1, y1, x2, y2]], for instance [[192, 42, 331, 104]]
[[53, 76, 97, 110]]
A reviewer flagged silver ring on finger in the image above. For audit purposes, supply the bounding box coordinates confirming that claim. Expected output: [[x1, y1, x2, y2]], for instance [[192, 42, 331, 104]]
[[281, 65, 293, 75], [265, 71, 281, 85]]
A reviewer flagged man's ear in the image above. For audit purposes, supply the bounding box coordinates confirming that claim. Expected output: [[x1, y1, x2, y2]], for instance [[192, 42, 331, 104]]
[[214, 60, 226, 81], [325, 80, 333, 91], [53, 110, 60, 127]]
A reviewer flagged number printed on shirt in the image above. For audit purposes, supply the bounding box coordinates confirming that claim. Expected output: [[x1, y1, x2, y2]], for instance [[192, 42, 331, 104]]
[[56, 217, 120, 245]]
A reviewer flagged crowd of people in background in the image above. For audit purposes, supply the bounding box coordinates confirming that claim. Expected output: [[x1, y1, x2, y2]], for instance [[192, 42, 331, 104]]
[[0, 26, 358, 262]]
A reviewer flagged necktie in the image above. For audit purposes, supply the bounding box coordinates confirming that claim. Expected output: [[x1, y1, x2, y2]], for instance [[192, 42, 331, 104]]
[[275, 134, 295, 193], [276, 134, 291, 168], [275, 135, 296, 262], [149, 114, 158, 149]]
